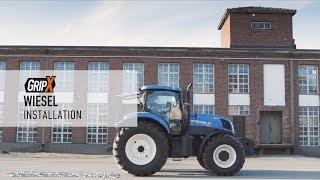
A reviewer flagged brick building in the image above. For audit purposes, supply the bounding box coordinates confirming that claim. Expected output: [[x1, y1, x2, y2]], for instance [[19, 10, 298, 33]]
[[0, 7, 319, 155]]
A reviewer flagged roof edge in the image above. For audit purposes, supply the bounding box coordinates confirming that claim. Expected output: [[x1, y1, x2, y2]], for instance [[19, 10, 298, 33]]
[[0, 45, 320, 53]]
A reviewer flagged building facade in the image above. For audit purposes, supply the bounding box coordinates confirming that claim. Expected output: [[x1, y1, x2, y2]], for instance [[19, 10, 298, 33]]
[[0, 7, 319, 155]]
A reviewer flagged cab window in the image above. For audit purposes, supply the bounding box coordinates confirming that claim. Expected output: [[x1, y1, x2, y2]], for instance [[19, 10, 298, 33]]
[[145, 91, 182, 121]]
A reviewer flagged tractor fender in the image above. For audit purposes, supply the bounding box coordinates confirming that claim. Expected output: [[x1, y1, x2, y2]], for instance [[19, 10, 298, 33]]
[[197, 129, 234, 156], [116, 112, 171, 134]]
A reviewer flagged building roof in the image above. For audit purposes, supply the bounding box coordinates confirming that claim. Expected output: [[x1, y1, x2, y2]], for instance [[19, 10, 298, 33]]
[[218, 6, 297, 30]]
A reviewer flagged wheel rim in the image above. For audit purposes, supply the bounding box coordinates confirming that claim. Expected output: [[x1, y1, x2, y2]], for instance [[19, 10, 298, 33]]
[[213, 144, 237, 168], [125, 134, 157, 165]]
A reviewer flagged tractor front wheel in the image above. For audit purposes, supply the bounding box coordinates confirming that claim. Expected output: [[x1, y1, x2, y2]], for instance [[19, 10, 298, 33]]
[[113, 122, 169, 176], [201, 134, 245, 176]]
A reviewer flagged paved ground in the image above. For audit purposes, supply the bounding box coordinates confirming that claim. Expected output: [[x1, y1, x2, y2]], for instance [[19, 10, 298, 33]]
[[0, 153, 319, 179]]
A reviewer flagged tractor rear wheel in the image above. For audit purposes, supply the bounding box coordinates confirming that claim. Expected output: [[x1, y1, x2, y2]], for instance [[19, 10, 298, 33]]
[[201, 134, 245, 176], [113, 122, 168, 176]]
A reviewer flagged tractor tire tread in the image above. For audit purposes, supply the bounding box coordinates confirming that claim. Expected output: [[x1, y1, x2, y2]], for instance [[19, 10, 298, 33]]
[[113, 121, 168, 176], [201, 134, 245, 176]]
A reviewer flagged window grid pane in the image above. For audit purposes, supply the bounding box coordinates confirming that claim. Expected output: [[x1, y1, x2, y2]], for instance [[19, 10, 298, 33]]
[[17, 62, 40, 142], [123, 63, 144, 92], [20, 62, 40, 70], [228, 64, 249, 94], [228, 105, 250, 116], [193, 64, 214, 93], [87, 103, 108, 144], [299, 107, 319, 146], [158, 64, 179, 87], [251, 22, 272, 30], [17, 61, 40, 142], [51, 104, 72, 143], [193, 105, 215, 114], [54, 62, 75, 91], [88, 62, 109, 92], [17, 103, 37, 142], [19, 62, 40, 90], [298, 65, 318, 95]]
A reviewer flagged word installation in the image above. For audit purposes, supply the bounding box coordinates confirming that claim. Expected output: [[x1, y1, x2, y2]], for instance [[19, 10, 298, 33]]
[[23, 76, 82, 120]]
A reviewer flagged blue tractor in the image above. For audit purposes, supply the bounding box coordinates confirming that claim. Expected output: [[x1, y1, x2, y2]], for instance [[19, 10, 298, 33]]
[[113, 84, 245, 176]]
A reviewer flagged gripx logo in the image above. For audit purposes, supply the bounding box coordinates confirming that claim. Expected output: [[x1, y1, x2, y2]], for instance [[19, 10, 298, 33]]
[[22, 75, 82, 121], [24, 76, 56, 93]]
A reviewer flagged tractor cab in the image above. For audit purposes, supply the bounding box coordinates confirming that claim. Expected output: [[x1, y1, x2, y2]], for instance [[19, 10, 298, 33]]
[[139, 85, 190, 135]]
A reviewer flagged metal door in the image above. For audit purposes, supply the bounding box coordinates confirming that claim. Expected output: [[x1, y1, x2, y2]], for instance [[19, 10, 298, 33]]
[[260, 111, 282, 144]]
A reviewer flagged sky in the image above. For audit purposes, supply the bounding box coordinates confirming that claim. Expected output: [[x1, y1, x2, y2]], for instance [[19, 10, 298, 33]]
[[0, 0, 319, 49]]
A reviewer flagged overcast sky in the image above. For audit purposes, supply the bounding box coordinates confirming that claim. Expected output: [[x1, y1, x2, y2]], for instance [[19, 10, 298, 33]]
[[0, 0, 319, 49]]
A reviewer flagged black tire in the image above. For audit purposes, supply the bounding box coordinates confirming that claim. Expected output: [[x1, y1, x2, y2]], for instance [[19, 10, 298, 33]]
[[113, 122, 169, 176], [201, 134, 245, 176], [197, 156, 208, 170], [238, 137, 256, 157]]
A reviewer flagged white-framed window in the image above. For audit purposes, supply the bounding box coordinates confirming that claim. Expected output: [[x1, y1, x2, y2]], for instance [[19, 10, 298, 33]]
[[193, 105, 214, 115], [298, 65, 318, 95], [19, 62, 40, 89], [20, 61, 40, 70], [158, 63, 179, 87], [299, 107, 319, 146], [88, 62, 109, 92], [87, 103, 108, 144], [17, 62, 40, 142], [123, 63, 144, 92], [51, 104, 72, 143], [193, 64, 214, 93], [251, 22, 272, 30], [0, 61, 6, 91], [228, 64, 249, 94], [17, 103, 37, 142], [54, 62, 75, 91], [228, 105, 250, 116]]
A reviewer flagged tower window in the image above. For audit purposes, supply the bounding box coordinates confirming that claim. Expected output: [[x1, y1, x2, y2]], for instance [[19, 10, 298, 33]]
[[251, 22, 272, 30]]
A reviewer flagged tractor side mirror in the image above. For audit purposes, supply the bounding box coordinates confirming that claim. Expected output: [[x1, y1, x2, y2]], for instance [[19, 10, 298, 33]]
[[186, 83, 193, 104]]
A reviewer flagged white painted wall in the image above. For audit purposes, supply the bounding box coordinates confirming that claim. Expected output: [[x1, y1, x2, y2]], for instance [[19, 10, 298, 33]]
[[299, 95, 320, 106], [263, 64, 286, 106], [193, 94, 215, 105], [228, 94, 250, 105]]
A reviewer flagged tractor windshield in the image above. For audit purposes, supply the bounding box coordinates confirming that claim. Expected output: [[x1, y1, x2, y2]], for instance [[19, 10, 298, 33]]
[[145, 91, 182, 121]]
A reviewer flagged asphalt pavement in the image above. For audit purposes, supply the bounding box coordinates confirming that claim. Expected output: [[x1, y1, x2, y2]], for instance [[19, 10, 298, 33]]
[[0, 153, 319, 179]]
